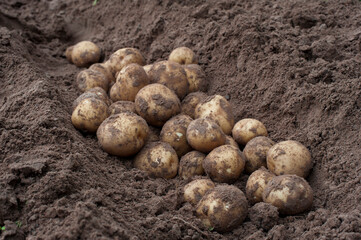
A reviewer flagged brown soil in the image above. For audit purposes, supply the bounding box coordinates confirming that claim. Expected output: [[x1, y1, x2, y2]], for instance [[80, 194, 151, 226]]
[[0, 0, 360, 239]]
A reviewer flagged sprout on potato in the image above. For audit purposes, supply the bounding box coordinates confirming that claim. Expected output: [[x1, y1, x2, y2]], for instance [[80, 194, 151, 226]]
[[108, 101, 136, 115], [184, 179, 215, 205], [183, 64, 207, 93], [232, 118, 268, 146], [244, 136, 275, 173], [246, 167, 275, 204], [67, 41, 101, 67], [76, 69, 109, 92], [181, 92, 207, 119], [178, 151, 206, 180], [169, 47, 198, 65]]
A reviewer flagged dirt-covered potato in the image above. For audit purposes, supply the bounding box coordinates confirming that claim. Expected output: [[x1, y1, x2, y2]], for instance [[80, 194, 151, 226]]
[[183, 64, 207, 93], [181, 92, 207, 119], [89, 63, 116, 87], [224, 135, 239, 148], [69, 41, 101, 67], [195, 95, 234, 135], [134, 141, 179, 179], [107, 48, 145, 75], [160, 114, 193, 157], [196, 185, 248, 232], [179, 151, 206, 180], [71, 98, 109, 133], [76, 69, 109, 92], [135, 83, 181, 127], [169, 47, 198, 65], [143, 64, 153, 75], [65, 46, 73, 63], [262, 175, 313, 215], [97, 112, 148, 157], [244, 136, 275, 173], [232, 118, 268, 146], [267, 140, 312, 178], [203, 145, 245, 183], [186, 118, 226, 153], [246, 167, 275, 205], [108, 101, 136, 115], [184, 179, 215, 205], [147, 61, 189, 99], [72, 87, 111, 111]]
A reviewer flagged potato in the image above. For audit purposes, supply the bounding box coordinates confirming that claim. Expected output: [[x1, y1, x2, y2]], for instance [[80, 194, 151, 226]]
[[232, 118, 268, 146], [135, 83, 181, 127], [97, 112, 148, 157], [224, 135, 239, 148], [134, 141, 179, 179], [262, 175, 313, 215], [70, 41, 101, 67], [65, 46, 73, 63], [195, 185, 248, 232], [244, 136, 275, 173], [203, 145, 245, 183], [143, 64, 153, 75], [186, 118, 226, 153], [246, 167, 275, 204], [107, 48, 145, 75], [179, 151, 206, 180], [267, 140, 312, 178], [195, 95, 234, 135], [147, 61, 189, 99], [184, 179, 215, 205], [183, 64, 207, 93], [160, 114, 193, 157], [89, 63, 116, 87], [169, 47, 198, 65], [181, 92, 207, 119], [76, 69, 109, 92], [71, 98, 109, 133], [109, 82, 122, 102], [108, 101, 136, 115], [72, 87, 112, 111]]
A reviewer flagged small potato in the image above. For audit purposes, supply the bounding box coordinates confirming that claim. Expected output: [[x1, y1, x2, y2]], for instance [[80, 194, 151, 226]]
[[179, 151, 206, 180], [262, 175, 313, 215], [70, 41, 101, 67], [196, 185, 248, 232], [147, 61, 189, 99], [183, 64, 207, 93], [186, 118, 226, 153], [135, 83, 181, 127], [107, 48, 145, 74], [109, 82, 122, 102], [89, 63, 116, 87], [108, 101, 136, 115], [232, 118, 268, 146], [224, 135, 239, 148], [72, 87, 111, 111], [184, 179, 215, 205], [71, 98, 109, 133], [195, 95, 234, 135], [97, 112, 148, 157], [169, 47, 198, 65], [267, 140, 312, 178], [134, 141, 179, 179], [76, 69, 109, 92], [65, 46, 73, 63], [160, 114, 193, 157], [143, 64, 153, 76], [246, 167, 275, 204], [244, 136, 275, 173], [181, 92, 207, 119], [203, 145, 245, 183]]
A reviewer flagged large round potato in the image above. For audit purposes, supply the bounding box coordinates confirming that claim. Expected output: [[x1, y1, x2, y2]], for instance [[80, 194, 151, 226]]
[[244, 136, 275, 173], [107, 48, 145, 75], [89, 63, 116, 87], [178, 151, 206, 180], [169, 47, 198, 65], [72, 87, 111, 111], [108, 101, 136, 115], [184, 179, 215, 205], [134, 141, 179, 179], [203, 145, 245, 183], [267, 140, 312, 178], [135, 83, 181, 127], [246, 167, 275, 204], [183, 64, 207, 93], [181, 92, 207, 119], [232, 118, 268, 146], [262, 175, 313, 215], [76, 69, 109, 92], [70, 41, 101, 67], [97, 112, 148, 157], [195, 95, 234, 135], [196, 185, 248, 232]]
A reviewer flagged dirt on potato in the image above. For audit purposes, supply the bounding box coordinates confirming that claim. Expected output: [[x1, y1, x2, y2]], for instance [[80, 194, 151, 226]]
[[0, 0, 360, 239]]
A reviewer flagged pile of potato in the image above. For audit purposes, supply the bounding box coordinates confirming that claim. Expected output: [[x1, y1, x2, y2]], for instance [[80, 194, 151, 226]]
[[67, 41, 314, 233]]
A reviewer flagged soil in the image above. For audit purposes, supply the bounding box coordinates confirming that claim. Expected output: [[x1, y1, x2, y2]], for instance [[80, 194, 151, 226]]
[[0, 0, 360, 239]]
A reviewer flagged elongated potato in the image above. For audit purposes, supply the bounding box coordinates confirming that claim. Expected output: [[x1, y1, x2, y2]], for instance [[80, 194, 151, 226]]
[[169, 47, 198, 65], [184, 179, 215, 205], [70, 41, 101, 67], [183, 64, 207, 93], [179, 151, 206, 180], [244, 136, 275, 173], [108, 101, 136, 115], [246, 167, 275, 204], [76, 69, 109, 92], [232, 118, 268, 146], [181, 92, 207, 119], [107, 48, 145, 75]]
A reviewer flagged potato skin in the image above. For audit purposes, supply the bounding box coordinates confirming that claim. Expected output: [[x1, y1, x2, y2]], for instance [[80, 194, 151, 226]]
[[244, 136, 275, 174], [246, 167, 275, 204], [179, 151, 206, 180], [107, 48, 145, 74], [267, 140, 312, 178], [183, 64, 207, 93], [169, 47, 198, 65], [108, 101, 136, 115], [97, 112, 148, 157], [89, 63, 116, 88], [232, 118, 268, 146], [143, 64, 153, 75], [196, 185, 248, 232], [76, 69, 109, 92], [184, 179, 215, 205], [181, 92, 207, 119], [134, 141, 179, 179], [65, 46, 73, 63], [72, 87, 111, 111], [262, 175, 313, 215], [71, 41, 101, 67]]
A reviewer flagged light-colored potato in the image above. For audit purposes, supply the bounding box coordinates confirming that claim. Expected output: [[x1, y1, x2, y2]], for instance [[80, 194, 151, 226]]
[[76, 69, 109, 92], [195, 185, 248, 232], [97, 112, 148, 157], [107, 48, 145, 75], [181, 92, 207, 119], [108, 101, 136, 115], [65, 46, 73, 63], [179, 151, 206, 180], [186, 118, 226, 153], [147, 61, 189, 99], [184, 179, 215, 205], [244, 136, 275, 173], [89, 63, 116, 87], [72, 87, 111, 111], [224, 135, 239, 148], [135, 83, 181, 127], [71, 98, 109, 133], [70, 41, 101, 67], [267, 140, 312, 178], [195, 95, 234, 135], [109, 82, 122, 102], [203, 145, 245, 183], [232, 118, 268, 145], [143, 64, 153, 76], [134, 141, 179, 179], [246, 167, 275, 204], [262, 175, 313, 215], [169, 47, 198, 65], [183, 64, 207, 93]]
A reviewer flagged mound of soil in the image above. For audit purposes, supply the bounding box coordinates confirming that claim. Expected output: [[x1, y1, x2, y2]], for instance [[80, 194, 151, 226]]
[[0, 0, 360, 239]]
